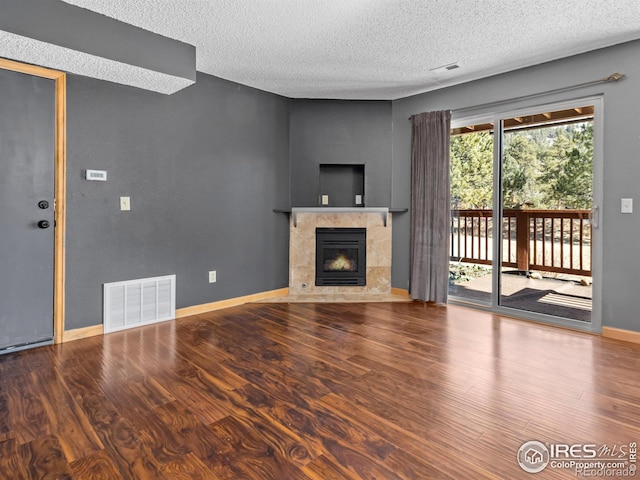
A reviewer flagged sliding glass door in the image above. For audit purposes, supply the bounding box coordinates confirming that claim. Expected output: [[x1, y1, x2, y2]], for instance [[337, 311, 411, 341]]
[[449, 98, 602, 331], [449, 116, 494, 306]]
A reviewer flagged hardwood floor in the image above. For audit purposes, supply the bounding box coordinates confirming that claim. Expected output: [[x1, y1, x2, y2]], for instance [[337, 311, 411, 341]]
[[2, 302, 640, 479]]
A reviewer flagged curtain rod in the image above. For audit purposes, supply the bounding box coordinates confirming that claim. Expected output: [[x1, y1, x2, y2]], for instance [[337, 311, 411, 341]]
[[409, 72, 625, 119]]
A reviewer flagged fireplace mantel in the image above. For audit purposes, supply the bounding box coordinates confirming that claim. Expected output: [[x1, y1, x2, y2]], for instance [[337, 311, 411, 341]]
[[274, 207, 407, 213], [276, 206, 406, 227], [291, 207, 389, 213]]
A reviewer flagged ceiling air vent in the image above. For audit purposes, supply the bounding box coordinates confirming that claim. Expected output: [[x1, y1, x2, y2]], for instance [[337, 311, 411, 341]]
[[430, 62, 460, 73]]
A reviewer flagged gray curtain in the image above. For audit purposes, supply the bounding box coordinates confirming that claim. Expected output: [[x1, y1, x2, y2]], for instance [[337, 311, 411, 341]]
[[409, 110, 451, 303]]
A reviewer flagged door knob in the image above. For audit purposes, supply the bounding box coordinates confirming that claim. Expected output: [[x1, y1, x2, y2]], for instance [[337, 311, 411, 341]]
[[37, 220, 50, 229]]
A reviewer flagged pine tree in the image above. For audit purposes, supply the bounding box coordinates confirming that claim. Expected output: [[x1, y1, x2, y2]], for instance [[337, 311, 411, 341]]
[[502, 133, 540, 208], [450, 131, 493, 209], [538, 123, 593, 209]]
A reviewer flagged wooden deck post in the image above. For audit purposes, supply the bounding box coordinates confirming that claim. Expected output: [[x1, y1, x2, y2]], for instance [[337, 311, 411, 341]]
[[515, 210, 530, 271]]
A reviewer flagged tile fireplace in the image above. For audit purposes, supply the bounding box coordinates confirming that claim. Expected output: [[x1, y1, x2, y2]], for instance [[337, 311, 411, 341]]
[[289, 207, 391, 296]]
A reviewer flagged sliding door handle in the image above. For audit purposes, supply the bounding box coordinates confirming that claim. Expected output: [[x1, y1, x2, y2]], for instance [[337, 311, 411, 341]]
[[590, 205, 599, 229]]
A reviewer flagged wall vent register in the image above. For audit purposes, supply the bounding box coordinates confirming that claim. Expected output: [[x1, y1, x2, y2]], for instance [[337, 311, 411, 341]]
[[104, 275, 175, 333]]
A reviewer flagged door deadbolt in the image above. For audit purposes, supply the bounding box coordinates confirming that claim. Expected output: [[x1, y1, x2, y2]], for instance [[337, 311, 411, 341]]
[[38, 200, 49, 209]]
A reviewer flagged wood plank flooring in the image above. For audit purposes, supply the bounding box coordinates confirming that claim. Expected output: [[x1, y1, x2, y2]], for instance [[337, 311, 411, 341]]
[[2, 302, 640, 479]]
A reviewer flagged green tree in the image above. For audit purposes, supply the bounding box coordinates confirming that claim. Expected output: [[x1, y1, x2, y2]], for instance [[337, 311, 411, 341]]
[[502, 134, 540, 208], [450, 131, 493, 209], [450, 121, 593, 211], [539, 124, 593, 208]]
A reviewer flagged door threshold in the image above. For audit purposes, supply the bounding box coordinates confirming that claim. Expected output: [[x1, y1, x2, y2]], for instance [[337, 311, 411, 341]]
[[0, 338, 54, 355], [448, 297, 598, 334]]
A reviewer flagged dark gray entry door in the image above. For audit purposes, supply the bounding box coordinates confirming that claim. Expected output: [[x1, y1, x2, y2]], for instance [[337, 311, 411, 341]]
[[0, 68, 56, 351]]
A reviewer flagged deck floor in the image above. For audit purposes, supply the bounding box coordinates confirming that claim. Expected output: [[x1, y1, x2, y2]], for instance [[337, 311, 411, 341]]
[[450, 271, 592, 321]]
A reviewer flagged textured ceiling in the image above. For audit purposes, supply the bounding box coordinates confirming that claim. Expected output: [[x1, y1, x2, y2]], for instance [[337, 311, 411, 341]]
[[62, 0, 640, 100]]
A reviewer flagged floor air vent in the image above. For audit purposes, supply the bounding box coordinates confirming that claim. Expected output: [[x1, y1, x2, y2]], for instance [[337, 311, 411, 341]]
[[104, 275, 176, 333]]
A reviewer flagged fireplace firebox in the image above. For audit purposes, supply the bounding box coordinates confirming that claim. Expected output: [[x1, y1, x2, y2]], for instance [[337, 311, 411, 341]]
[[315, 228, 366, 286]]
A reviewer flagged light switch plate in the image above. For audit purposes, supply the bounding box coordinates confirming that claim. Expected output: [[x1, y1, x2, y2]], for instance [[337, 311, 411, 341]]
[[120, 196, 131, 211], [621, 198, 633, 214], [208, 270, 217, 283]]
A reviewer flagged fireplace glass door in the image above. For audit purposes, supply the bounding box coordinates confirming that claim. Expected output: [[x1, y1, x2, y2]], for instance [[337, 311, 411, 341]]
[[323, 248, 358, 272], [316, 228, 366, 286]]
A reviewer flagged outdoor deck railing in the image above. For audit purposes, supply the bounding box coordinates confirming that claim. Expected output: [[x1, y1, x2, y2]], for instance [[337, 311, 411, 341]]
[[450, 209, 592, 276]]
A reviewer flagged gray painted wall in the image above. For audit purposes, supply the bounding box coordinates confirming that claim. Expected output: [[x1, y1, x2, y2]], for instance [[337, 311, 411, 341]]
[[65, 72, 290, 330], [290, 100, 392, 207], [391, 40, 640, 331]]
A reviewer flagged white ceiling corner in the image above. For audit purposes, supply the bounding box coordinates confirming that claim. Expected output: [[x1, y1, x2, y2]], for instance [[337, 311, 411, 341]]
[[60, 1, 640, 99]]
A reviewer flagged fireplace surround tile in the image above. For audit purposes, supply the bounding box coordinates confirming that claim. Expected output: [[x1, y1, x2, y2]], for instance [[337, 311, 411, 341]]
[[289, 209, 392, 296], [367, 241, 392, 268], [290, 266, 313, 290], [366, 266, 392, 292], [316, 212, 363, 228], [290, 236, 314, 267]]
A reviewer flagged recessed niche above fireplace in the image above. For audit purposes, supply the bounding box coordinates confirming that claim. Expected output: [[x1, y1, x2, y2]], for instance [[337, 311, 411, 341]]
[[319, 164, 364, 207], [316, 228, 366, 286]]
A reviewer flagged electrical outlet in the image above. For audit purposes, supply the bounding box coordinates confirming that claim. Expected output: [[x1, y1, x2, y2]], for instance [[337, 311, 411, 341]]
[[321, 195, 329, 205], [120, 196, 130, 211], [621, 198, 633, 214], [208, 270, 217, 283]]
